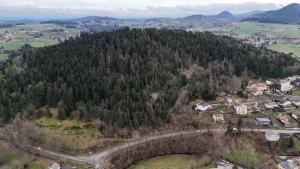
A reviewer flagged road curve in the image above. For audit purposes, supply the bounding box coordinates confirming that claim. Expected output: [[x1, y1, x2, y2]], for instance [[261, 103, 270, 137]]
[[31, 128, 300, 168]]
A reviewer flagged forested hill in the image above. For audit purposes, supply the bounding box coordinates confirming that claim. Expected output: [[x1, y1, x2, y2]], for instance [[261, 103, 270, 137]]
[[0, 28, 299, 130], [243, 3, 300, 24]]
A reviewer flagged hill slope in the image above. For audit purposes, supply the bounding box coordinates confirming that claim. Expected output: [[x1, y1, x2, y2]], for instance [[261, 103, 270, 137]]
[[211, 11, 235, 18], [0, 28, 298, 130], [243, 3, 300, 24]]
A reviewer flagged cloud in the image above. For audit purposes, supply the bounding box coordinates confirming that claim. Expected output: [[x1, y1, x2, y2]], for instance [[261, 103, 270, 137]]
[[0, 1, 283, 19]]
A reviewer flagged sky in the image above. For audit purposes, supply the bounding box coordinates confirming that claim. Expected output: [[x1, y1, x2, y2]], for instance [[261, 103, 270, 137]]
[[0, 0, 298, 19]]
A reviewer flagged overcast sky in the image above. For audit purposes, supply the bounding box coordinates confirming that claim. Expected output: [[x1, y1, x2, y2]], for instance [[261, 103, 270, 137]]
[[0, 0, 297, 19]]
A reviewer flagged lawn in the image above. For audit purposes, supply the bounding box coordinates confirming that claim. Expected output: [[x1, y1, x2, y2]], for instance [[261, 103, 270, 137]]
[[129, 155, 216, 169], [0, 140, 35, 169], [291, 90, 300, 96], [225, 146, 267, 168], [0, 54, 8, 58]]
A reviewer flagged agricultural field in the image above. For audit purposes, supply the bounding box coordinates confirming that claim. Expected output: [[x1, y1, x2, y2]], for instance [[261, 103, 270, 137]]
[[0, 23, 83, 58], [192, 22, 300, 58]]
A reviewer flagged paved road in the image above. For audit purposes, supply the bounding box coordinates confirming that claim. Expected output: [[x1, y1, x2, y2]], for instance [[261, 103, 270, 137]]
[[32, 128, 300, 168]]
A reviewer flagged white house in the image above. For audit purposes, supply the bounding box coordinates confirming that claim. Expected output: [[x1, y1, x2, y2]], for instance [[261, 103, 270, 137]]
[[49, 162, 60, 169], [213, 114, 224, 122], [233, 103, 247, 115], [266, 79, 276, 86], [279, 160, 298, 169], [195, 102, 213, 111], [292, 112, 300, 120], [280, 80, 293, 92], [251, 89, 264, 96], [265, 102, 279, 109], [293, 98, 300, 107], [265, 131, 280, 141], [278, 100, 292, 107]]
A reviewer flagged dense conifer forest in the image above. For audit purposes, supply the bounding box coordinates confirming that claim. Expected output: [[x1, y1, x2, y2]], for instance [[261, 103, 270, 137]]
[[0, 28, 299, 130]]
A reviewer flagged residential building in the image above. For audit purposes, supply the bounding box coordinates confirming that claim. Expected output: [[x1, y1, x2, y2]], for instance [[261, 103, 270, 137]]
[[265, 102, 279, 109], [278, 100, 292, 107], [265, 131, 280, 141], [213, 114, 224, 122], [256, 118, 271, 126], [281, 80, 293, 92], [293, 98, 300, 107], [233, 103, 247, 115], [266, 79, 276, 86], [251, 83, 269, 91], [292, 112, 300, 120], [277, 115, 289, 123], [279, 160, 298, 169], [250, 88, 263, 96], [49, 162, 60, 169], [195, 102, 213, 111]]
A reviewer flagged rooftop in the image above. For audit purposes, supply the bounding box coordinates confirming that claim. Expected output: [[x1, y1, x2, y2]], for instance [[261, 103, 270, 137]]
[[265, 131, 279, 136], [277, 115, 289, 120], [214, 114, 224, 117], [265, 102, 278, 105], [256, 118, 270, 122]]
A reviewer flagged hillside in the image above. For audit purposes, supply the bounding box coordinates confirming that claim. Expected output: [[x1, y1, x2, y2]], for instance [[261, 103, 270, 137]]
[[211, 11, 234, 18], [243, 3, 300, 24], [0, 28, 299, 131]]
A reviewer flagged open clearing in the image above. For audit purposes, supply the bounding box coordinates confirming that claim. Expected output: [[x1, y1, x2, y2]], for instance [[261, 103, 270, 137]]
[[35, 107, 105, 152], [129, 155, 206, 169]]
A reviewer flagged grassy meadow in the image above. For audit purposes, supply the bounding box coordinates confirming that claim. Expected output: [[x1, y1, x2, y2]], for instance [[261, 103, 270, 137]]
[[129, 155, 216, 169]]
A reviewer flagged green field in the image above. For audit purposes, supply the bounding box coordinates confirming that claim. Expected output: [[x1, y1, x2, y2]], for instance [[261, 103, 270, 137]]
[[292, 90, 300, 96], [35, 107, 104, 151], [129, 155, 206, 169], [194, 22, 300, 57], [0, 54, 8, 58]]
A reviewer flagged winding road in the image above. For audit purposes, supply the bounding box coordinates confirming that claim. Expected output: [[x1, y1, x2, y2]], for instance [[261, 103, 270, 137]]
[[32, 128, 300, 168]]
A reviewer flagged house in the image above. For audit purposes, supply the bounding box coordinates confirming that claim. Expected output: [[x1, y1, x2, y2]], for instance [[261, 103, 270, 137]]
[[49, 162, 60, 169], [213, 114, 224, 122], [266, 79, 276, 86], [256, 118, 271, 126], [233, 103, 247, 115], [277, 115, 289, 123], [281, 80, 293, 92], [219, 92, 230, 99], [292, 112, 300, 120], [278, 100, 292, 107], [293, 98, 300, 106], [279, 160, 298, 169], [251, 83, 269, 91], [195, 102, 213, 111], [265, 131, 280, 141], [250, 88, 263, 96], [265, 102, 279, 109]]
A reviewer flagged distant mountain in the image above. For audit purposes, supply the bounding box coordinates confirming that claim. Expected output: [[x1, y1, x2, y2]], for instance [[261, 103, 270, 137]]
[[182, 14, 207, 20], [67, 16, 100, 22], [210, 11, 235, 19], [243, 3, 300, 24], [235, 10, 265, 17], [0, 20, 38, 24]]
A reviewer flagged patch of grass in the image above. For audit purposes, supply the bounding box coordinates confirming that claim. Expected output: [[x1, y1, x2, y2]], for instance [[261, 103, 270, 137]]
[[27, 159, 53, 169], [0, 54, 8, 58], [129, 155, 198, 169], [291, 90, 300, 96], [0, 141, 35, 169], [35, 107, 104, 150]]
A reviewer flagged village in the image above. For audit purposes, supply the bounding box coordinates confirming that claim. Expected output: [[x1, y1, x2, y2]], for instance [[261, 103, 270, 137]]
[[194, 75, 300, 169]]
